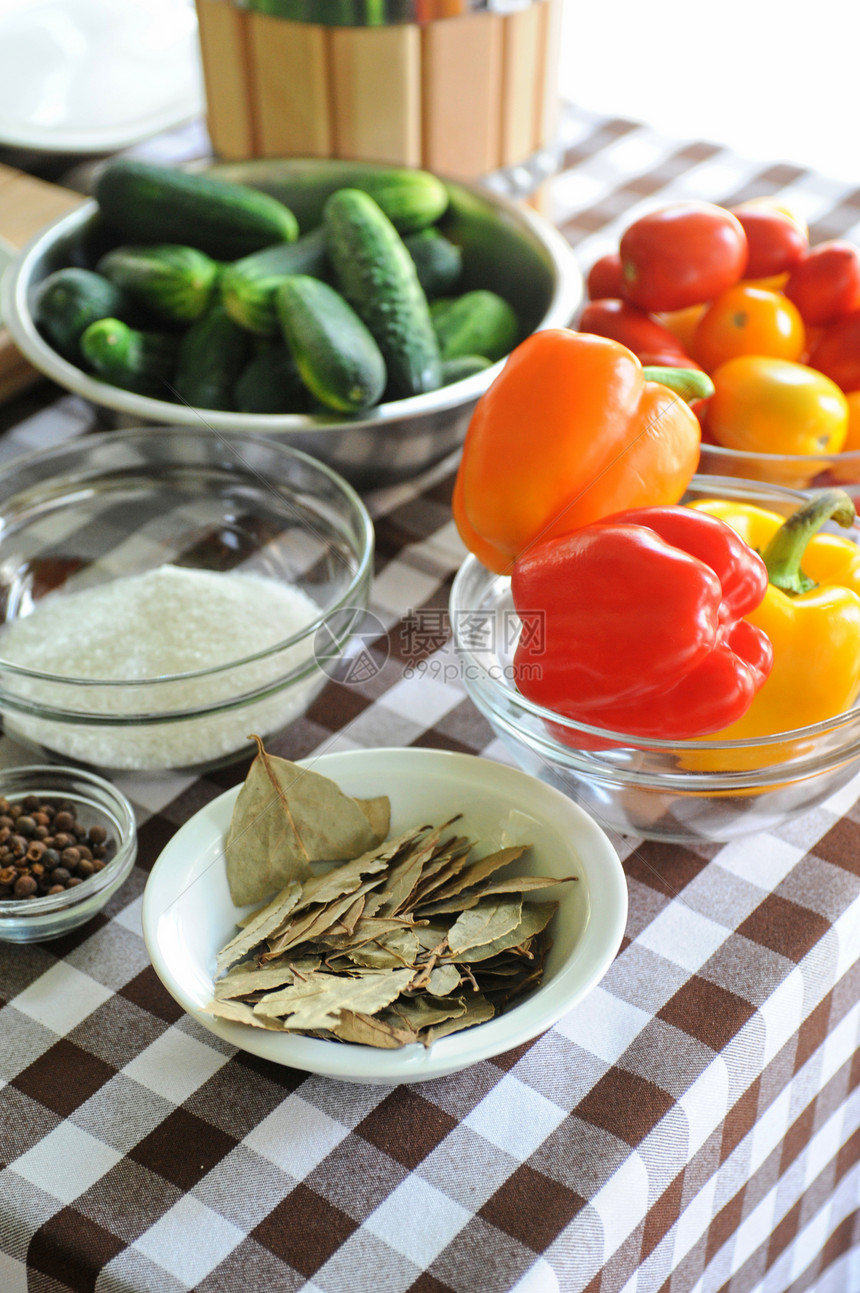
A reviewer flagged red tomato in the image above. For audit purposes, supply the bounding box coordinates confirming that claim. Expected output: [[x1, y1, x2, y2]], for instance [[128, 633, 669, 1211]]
[[586, 252, 624, 300], [807, 311, 860, 391], [578, 298, 688, 360], [784, 240, 860, 326], [637, 351, 703, 371], [730, 204, 808, 278], [619, 202, 748, 312]]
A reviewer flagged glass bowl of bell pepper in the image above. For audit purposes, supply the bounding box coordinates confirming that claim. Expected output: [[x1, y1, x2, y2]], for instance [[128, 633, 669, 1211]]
[[450, 474, 860, 845], [697, 441, 860, 500]]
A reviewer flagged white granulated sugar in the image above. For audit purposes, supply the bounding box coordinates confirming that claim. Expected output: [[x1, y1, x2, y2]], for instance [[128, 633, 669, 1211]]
[[0, 564, 326, 770]]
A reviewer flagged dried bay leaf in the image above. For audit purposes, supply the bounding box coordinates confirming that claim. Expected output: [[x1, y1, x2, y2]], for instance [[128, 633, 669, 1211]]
[[413, 892, 483, 918], [356, 795, 392, 842], [254, 967, 415, 1028], [262, 878, 386, 960], [447, 897, 523, 957], [294, 850, 392, 911], [475, 874, 576, 896], [316, 915, 423, 951], [454, 900, 558, 963], [421, 995, 496, 1044], [415, 845, 529, 908], [344, 926, 421, 970], [374, 819, 462, 917], [331, 1010, 419, 1048], [216, 880, 303, 972], [204, 998, 290, 1030], [425, 964, 463, 996], [407, 835, 474, 907], [225, 736, 390, 906], [390, 994, 468, 1032], [214, 957, 321, 999]]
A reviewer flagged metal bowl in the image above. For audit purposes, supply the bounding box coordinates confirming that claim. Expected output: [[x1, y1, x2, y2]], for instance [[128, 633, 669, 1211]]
[[1, 158, 582, 491]]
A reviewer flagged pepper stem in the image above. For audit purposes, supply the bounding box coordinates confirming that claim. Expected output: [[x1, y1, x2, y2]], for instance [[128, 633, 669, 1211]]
[[642, 366, 714, 405], [761, 488, 857, 595]]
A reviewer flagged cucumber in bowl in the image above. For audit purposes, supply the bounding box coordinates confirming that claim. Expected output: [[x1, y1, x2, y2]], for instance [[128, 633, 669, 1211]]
[[4, 155, 581, 488]]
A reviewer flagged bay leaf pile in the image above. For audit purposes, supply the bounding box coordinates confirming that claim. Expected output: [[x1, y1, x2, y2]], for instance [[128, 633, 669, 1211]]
[[208, 740, 576, 1049]]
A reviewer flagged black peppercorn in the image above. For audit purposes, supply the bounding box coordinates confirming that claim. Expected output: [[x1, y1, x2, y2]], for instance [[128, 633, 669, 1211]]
[[0, 795, 117, 904]]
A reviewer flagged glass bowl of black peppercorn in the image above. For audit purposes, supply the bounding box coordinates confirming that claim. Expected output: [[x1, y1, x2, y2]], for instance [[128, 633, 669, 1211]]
[[0, 765, 137, 942]]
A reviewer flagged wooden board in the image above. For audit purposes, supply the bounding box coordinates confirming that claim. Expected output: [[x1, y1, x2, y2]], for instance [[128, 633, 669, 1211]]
[[0, 164, 86, 403]]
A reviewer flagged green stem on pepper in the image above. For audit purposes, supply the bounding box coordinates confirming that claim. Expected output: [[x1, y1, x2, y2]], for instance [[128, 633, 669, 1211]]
[[761, 488, 857, 596], [642, 366, 714, 405]]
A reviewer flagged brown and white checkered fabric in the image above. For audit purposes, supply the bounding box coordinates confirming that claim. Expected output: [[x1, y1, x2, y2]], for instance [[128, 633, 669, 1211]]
[[4, 104, 860, 1293]]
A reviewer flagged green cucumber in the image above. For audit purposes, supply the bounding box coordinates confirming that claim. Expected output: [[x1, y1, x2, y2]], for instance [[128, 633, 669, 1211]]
[[220, 226, 330, 336], [431, 289, 519, 363], [324, 188, 441, 399], [238, 165, 449, 234], [440, 354, 493, 385], [347, 168, 449, 234], [404, 228, 463, 298], [173, 306, 249, 411], [234, 341, 310, 414], [32, 267, 132, 365], [96, 244, 220, 324], [276, 275, 387, 413], [79, 318, 177, 397], [94, 158, 299, 259]]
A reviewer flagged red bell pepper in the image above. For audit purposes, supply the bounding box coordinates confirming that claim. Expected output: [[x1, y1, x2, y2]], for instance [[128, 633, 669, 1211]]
[[510, 505, 773, 740]]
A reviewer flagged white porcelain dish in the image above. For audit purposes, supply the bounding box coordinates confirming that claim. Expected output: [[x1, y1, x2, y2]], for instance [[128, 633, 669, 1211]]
[[141, 748, 627, 1084], [0, 0, 204, 153], [0, 236, 13, 323]]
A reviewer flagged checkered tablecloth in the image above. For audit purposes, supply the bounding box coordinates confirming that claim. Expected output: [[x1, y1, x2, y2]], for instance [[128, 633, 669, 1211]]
[[4, 104, 860, 1293]]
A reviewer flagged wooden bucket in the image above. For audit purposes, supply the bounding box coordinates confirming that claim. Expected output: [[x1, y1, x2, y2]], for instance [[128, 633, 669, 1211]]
[[193, 0, 563, 183]]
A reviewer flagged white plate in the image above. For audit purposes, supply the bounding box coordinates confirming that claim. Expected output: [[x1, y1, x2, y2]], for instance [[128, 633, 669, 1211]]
[[0, 237, 14, 324], [142, 748, 628, 1084], [0, 0, 204, 153]]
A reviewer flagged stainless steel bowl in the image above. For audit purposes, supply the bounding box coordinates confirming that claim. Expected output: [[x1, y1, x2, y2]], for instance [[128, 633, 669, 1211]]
[[1, 158, 582, 491]]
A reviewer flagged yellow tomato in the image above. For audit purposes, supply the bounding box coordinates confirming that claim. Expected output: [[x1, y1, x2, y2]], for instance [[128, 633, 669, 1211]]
[[707, 356, 849, 455], [742, 273, 790, 292], [843, 391, 860, 452], [656, 304, 706, 354], [691, 284, 805, 373], [736, 195, 809, 241]]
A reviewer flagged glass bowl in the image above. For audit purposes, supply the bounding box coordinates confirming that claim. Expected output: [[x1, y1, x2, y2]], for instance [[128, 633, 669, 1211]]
[[0, 764, 137, 942], [0, 427, 373, 775], [1, 157, 582, 491], [698, 440, 860, 501], [450, 475, 860, 845]]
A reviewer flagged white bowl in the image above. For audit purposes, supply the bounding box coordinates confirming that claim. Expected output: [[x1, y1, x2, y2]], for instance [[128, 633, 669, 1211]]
[[141, 748, 627, 1084]]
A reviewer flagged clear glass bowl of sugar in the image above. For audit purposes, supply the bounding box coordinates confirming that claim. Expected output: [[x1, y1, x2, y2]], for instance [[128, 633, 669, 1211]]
[[0, 428, 374, 774]]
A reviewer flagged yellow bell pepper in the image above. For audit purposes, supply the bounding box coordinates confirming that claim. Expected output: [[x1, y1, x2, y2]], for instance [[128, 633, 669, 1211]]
[[691, 490, 860, 738]]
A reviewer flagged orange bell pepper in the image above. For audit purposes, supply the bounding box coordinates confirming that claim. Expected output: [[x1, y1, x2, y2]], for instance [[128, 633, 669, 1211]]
[[452, 329, 707, 575]]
